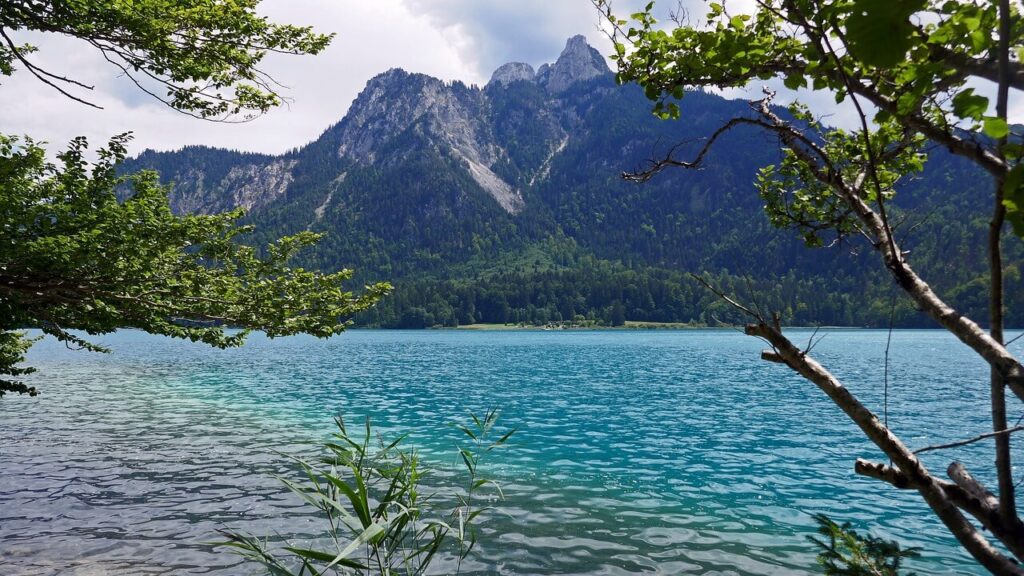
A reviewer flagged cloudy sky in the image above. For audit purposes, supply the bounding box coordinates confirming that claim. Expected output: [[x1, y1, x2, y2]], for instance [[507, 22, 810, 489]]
[[1, 0, 638, 156], [2, 0, 1015, 158]]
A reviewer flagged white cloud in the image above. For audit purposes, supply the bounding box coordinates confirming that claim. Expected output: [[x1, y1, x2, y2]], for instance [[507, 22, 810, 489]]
[[4, 0, 1013, 159], [0, 0, 476, 155], [398, 0, 613, 75], [0, 0, 656, 158]]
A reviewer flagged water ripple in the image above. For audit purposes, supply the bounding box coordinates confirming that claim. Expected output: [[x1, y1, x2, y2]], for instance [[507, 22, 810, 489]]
[[1, 329, 1005, 574]]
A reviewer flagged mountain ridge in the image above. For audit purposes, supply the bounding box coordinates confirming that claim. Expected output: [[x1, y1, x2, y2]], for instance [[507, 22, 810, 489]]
[[121, 35, 1024, 328], [128, 34, 612, 217]]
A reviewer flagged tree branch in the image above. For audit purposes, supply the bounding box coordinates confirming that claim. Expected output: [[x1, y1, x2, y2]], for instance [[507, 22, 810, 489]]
[[988, 0, 1016, 527], [689, 272, 764, 320], [855, 457, 1024, 558], [624, 115, 772, 182], [913, 426, 1024, 455], [690, 274, 1020, 569], [664, 94, 1024, 403], [0, 27, 101, 109], [743, 317, 1023, 572], [928, 44, 1024, 92]]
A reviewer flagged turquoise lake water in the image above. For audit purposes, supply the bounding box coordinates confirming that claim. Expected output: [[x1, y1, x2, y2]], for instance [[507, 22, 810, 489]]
[[1, 329, 1015, 574]]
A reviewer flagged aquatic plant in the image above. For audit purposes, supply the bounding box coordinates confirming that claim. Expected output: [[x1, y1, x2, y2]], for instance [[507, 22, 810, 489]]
[[216, 410, 515, 575], [809, 514, 920, 576]]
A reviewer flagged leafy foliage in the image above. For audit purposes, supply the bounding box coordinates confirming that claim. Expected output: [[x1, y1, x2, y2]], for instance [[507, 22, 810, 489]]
[[0, 135, 389, 396], [217, 412, 515, 575], [0, 0, 333, 119], [809, 514, 921, 576], [599, 0, 1022, 233]]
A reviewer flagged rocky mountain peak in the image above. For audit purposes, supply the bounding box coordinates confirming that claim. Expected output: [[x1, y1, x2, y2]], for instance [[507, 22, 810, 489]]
[[331, 66, 526, 213], [487, 62, 536, 88], [538, 35, 611, 93], [334, 68, 453, 162]]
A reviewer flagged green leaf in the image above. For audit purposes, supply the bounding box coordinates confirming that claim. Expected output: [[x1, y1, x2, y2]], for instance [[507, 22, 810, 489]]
[[844, 0, 923, 68], [460, 448, 476, 475], [951, 89, 989, 120], [1004, 143, 1024, 160], [494, 428, 517, 445], [283, 547, 368, 569], [322, 473, 370, 528], [324, 522, 387, 571], [983, 117, 1010, 139], [1003, 164, 1024, 237], [783, 74, 805, 90]]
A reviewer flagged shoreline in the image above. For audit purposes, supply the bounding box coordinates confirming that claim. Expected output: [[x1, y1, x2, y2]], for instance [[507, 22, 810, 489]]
[[453, 321, 699, 331], [445, 322, 867, 331]]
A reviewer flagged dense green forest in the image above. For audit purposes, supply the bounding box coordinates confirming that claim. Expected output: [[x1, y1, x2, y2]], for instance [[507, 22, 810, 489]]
[[354, 243, 1024, 329]]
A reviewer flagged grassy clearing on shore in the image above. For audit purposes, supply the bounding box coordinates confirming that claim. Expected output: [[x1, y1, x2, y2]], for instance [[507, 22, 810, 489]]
[[454, 323, 535, 330], [622, 321, 701, 329]]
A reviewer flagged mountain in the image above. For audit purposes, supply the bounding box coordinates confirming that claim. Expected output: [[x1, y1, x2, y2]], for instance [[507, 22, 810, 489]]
[[121, 36, 1024, 328]]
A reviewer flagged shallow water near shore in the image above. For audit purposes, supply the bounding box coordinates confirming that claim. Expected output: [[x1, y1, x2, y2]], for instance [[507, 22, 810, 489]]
[[1, 329, 1010, 574]]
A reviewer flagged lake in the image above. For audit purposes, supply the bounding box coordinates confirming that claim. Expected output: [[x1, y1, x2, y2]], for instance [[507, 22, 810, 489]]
[[0, 329, 1010, 574]]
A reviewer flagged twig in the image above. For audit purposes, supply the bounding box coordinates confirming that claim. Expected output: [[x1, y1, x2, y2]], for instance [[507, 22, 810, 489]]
[[689, 273, 762, 321], [798, 323, 823, 354], [0, 28, 101, 109], [884, 287, 898, 430], [913, 426, 1024, 455], [624, 113, 773, 182], [743, 274, 767, 321]]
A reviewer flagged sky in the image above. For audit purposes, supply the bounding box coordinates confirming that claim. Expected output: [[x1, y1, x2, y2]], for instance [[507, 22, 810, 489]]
[[1, 0, 1016, 158], [0, 0, 631, 156]]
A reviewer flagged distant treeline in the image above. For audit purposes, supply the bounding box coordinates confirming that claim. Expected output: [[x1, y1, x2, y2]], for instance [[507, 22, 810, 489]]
[[354, 259, 1024, 329]]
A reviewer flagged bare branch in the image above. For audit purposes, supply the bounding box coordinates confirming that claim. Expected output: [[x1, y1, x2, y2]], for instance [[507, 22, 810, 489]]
[[928, 44, 1024, 91], [948, 462, 1003, 514], [990, 0, 1017, 528], [0, 28, 101, 109], [689, 272, 763, 321], [857, 459, 1024, 560], [744, 318, 1022, 572], [913, 426, 1024, 455], [624, 114, 772, 182]]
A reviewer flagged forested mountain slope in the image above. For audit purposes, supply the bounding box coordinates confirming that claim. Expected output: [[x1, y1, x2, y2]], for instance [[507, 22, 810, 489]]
[[121, 36, 1024, 328]]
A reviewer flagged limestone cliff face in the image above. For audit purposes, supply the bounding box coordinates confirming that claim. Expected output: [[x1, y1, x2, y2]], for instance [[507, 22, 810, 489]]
[[333, 69, 523, 211], [334, 70, 486, 164], [324, 36, 611, 213], [219, 160, 297, 212], [123, 148, 296, 216]]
